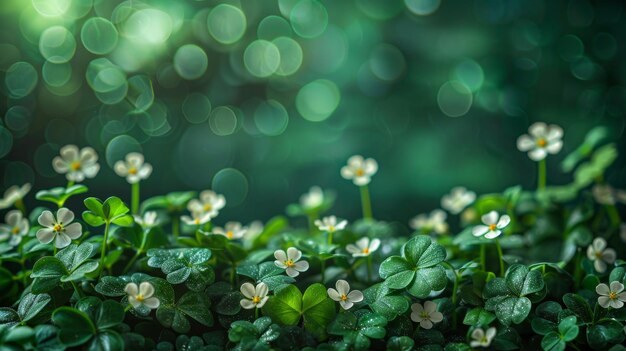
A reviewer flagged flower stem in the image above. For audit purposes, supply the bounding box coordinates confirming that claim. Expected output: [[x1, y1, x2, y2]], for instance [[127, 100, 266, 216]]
[[230, 261, 237, 287], [366, 255, 373, 283], [479, 244, 486, 270], [131, 182, 140, 215], [99, 222, 110, 277], [53, 246, 58, 256], [172, 216, 180, 240], [359, 185, 373, 220], [14, 199, 27, 216], [573, 249, 582, 289], [255, 308, 259, 320], [320, 260, 326, 283], [70, 281, 85, 299], [537, 159, 546, 190], [495, 239, 505, 277], [327, 231, 333, 245]]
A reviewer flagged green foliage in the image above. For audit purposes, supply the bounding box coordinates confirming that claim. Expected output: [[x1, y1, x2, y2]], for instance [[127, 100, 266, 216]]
[[35, 185, 88, 208], [327, 310, 387, 351], [540, 316, 578, 351], [82, 197, 133, 227], [30, 243, 99, 293], [147, 248, 215, 291], [228, 317, 280, 350], [237, 262, 295, 291]]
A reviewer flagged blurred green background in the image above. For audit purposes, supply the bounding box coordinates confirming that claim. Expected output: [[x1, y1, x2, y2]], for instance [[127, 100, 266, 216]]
[[1, 0, 625, 224]]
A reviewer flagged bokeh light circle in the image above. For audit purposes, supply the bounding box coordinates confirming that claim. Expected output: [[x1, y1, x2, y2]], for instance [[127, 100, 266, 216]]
[[125, 9, 173, 44], [289, 0, 328, 38], [32, 0, 71, 17], [183, 93, 212, 124], [5, 62, 38, 98], [0, 126, 13, 158], [254, 100, 289, 136], [452, 59, 484, 92], [258, 15, 292, 40], [212, 168, 248, 206], [4, 106, 32, 133], [243, 40, 281, 78], [42, 61, 72, 87], [272, 37, 303, 76], [81, 17, 118, 54], [404, 0, 441, 15], [174, 44, 208, 80], [92, 66, 128, 105], [369, 44, 406, 81], [296, 79, 341, 122], [207, 4, 247, 44], [209, 106, 238, 136], [39, 26, 76, 63], [437, 81, 473, 117], [105, 134, 141, 168]]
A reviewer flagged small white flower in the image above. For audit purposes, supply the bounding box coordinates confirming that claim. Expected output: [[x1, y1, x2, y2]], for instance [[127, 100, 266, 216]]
[[125, 282, 160, 310], [410, 301, 443, 329], [213, 221, 246, 240], [300, 186, 324, 210], [0, 210, 29, 247], [340, 155, 378, 186], [314, 216, 347, 233], [0, 184, 31, 210], [586, 237, 616, 273], [346, 237, 381, 257], [327, 280, 363, 310], [410, 209, 448, 235], [441, 187, 476, 215], [181, 211, 212, 226], [239, 282, 269, 310], [592, 184, 626, 206], [243, 220, 264, 242], [472, 211, 510, 239], [470, 327, 497, 348], [36, 208, 82, 249], [114, 152, 152, 184], [52, 145, 100, 182], [516, 122, 563, 161], [596, 281, 626, 309], [187, 190, 226, 220], [133, 211, 158, 229], [274, 247, 309, 278]]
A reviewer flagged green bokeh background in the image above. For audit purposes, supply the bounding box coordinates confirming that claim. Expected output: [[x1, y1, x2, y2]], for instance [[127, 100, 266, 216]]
[[1, 0, 625, 225]]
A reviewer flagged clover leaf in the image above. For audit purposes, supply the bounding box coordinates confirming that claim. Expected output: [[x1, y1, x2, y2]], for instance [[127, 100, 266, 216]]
[[483, 264, 545, 326], [586, 320, 625, 349], [386, 336, 414, 351], [52, 297, 124, 351], [142, 191, 196, 213], [30, 242, 99, 293], [82, 196, 133, 227], [531, 301, 563, 335], [362, 283, 409, 321], [379, 235, 448, 298], [229, 317, 280, 350], [0, 293, 51, 328], [562, 293, 593, 324], [462, 307, 496, 327], [36, 185, 88, 208], [95, 273, 174, 316], [156, 291, 214, 333], [262, 283, 336, 340], [147, 248, 214, 291], [327, 309, 387, 351], [237, 262, 295, 291], [541, 316, 578, 351]]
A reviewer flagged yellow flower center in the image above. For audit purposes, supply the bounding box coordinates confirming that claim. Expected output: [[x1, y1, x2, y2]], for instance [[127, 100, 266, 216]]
[[481, 336, 488, 343], [284, 259, 295, 268], [595, 251, 603, 259], [70, 161, 81, 171], [53, 224, 63, 232], [194, 218, 201, 225], [355, 168, 365, 177], [340, 294, 348, 301], [329, 225, 335, 232], [361, 248, 370, 254], [11, 227, 20, 235], [135, 294, 144, 302], [488, 224, 497, 231], [203, 204, 212, 212], [252, 296, 261, 304], [129, 167, 138, 175], [609, 292, 617, 300], [226, 231, 234, 239], [536, 138, 547, 147], [420, 311, 430, 319]]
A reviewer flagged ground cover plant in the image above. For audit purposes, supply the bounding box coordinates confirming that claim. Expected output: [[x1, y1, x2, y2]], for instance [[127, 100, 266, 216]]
[[1, 123, 626, 350]]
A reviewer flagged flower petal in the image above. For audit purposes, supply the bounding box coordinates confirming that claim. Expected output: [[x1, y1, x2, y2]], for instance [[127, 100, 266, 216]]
[[64, 222, 82, 239], [363, 158, 378, 176], [38, 210, 55, 227], [529, 122, 547, 137], [516, 134, 535, 151], [546, 140, 563, 154], [335, 280, 350, 296], [142, 297, 160, 309], [593, 237, 607, 252], [484, 230, 502, 239], [54, 233, 72, 248], [594, 259, 607, 273], [52, 157, 69, 173], [327, 288, 340, 301], [529, 148, 547, 161], [274, 249, 287, 262], [114, 161, 128, 177], [471, 328, 485, 340], [240, 283, 256, 299], [596, 283, 610, 296], [598, 296, 610, 308], [240, 299, 256, 310], [609, 281, 624, 294], [139, 282, 155, 298], [347, 290, 363, 303], [496, 215, 511, 229], [60, 145, 79, 162], [36, 228, 55, 244], [411, 303, 424, 313], [347, 155, 364, 168], [340, 166, 354, 180], [602, 249, 616, 264], [257, 296, 269, 308], [472, 225, 489, 237], [546, 124, 563, 141], [481, 211, 498, 225], [285, 268, 299, 277], [287, 247, 302, 261], [424, 301, 437, 313], [369, 238, 381, 252], [294, 260, 309, 272], [430, 311, 444, 323], [339, 300, 353, 310], [420, 319, 433, 329], [126, 152, 144, 167], [125, 283, 139, 296]]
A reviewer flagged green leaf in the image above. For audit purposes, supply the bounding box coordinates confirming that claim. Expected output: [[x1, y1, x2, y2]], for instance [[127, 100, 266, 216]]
[[18, 293, 51, 323], [408, 265, 447, 299], [177, 291, 213, 327], [462, 307, 496, 327], [36, 185, 88, 207], [587, 320, 625, 350], [327, 310, 387, 351], [52, 307, 96, 347], [86, 330, 124, 351], [505, 265, 545, 296], [541, 332, 564, 351], [147, 248, 213, 291], [387, 336, 414, 351], [363, 283, 409, 321], [562, 293, 593, 324], [75, 297, 125, 330], [0, 308, 20, 328], [558, 316, 578, 342], [31, 257, 68, 293], [403, 235, 446, 267], [302, 283, 336, 340], [262, 285, 302, 326]]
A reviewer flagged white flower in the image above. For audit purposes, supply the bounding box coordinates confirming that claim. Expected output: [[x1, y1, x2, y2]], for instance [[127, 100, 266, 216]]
[[592, 184, 626, 206], [441, 187, 476, 215], [346, 237, 381, 257], [470, 327, 497, 348], [0, 210, 29, 247], [516, 122, 563, 161], [410, 301, 443, 329], [596, 281, 626, 309], [125, 282, 160, 310], [340, 155, 378, 186], [36, 208, 82, 249], [114, 152, 152, 184], [472, 211, 510, 239], [133, 211, 158, 229], [410, 209, 448, 235], [274, 247, 309, 277], [243, 220, 264, 242], [213, 221, 246, 240], [181, 211, 212, 226], [187, 190, 226, 220], [0, 184, 31, 210], [327, 280, 363, 310], [239, 282, 269, 309], [586, 237, 616, 273], [300, 186, 324, 210], [314, 216, 347, 233], [52, 145, 100, 182]]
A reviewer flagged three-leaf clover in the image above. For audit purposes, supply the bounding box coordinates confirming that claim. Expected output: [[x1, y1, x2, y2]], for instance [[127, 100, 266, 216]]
[[156, 291, 214, 333], [0, 293, 51, 328], [541, 316, 579, 351], [147, 248, 215, 291], [30, 242, 99, 293], [379, 235, 448, 298], [327, 309, 387, 351], [362, 283, 409, 321], [82, 196, 133, 227], [483, 264, 545, 326], [262, 283, 336, 340], [228, 317, 280, 350]]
